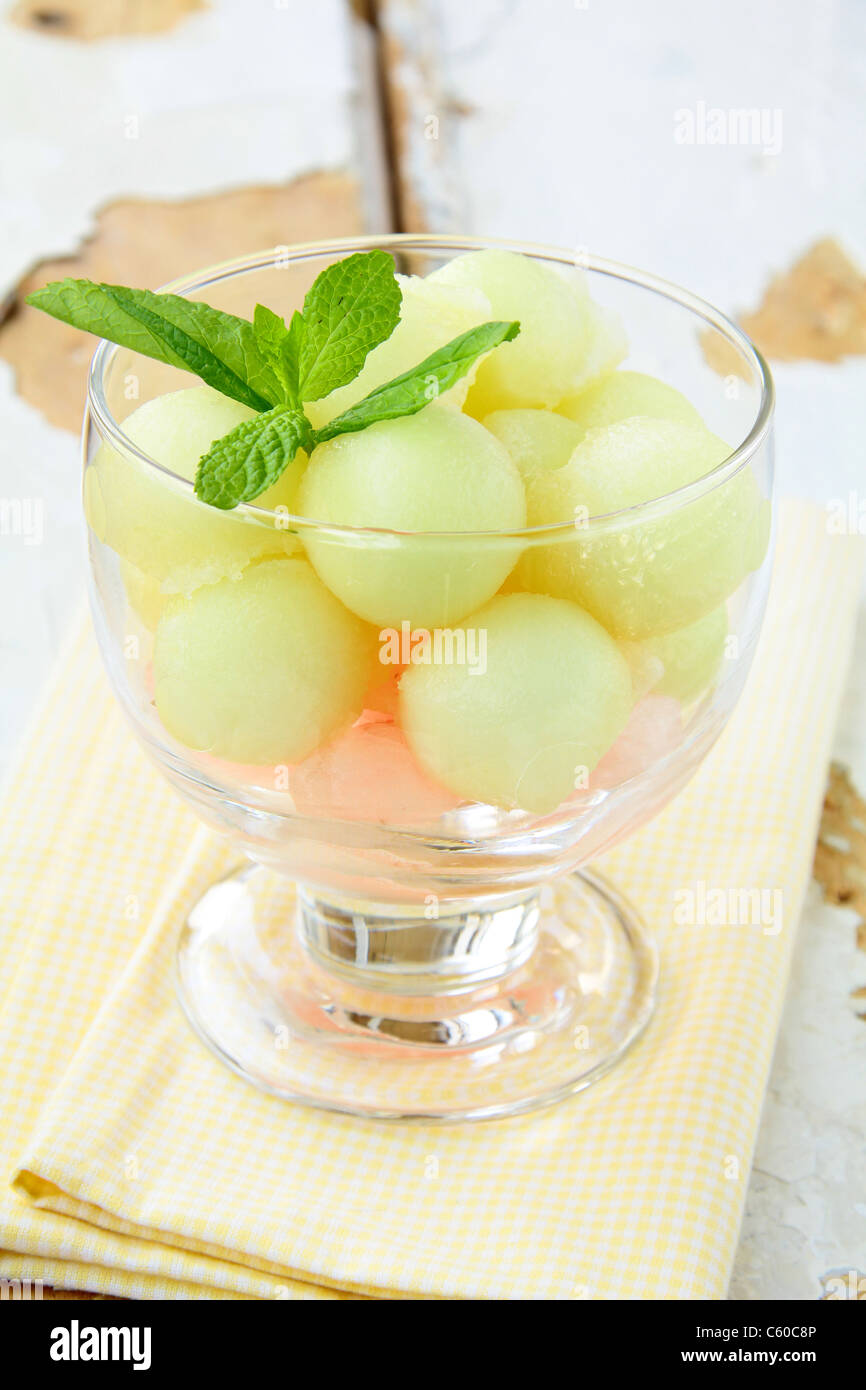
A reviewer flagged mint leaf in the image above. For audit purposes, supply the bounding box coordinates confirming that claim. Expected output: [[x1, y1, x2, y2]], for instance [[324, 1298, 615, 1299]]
[[314, 320, 520, 442], [282, 310, 306, 401], [253, 303, 298, 406], [27, 279, 279, 412], [297, 250, 401, 403], [195, 406, 312, 509]]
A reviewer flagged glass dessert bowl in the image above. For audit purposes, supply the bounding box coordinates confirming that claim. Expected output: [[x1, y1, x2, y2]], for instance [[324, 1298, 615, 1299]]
[[82, 235, 774, 1120]]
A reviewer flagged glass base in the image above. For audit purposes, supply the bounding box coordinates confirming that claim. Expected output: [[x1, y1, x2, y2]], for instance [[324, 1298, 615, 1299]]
[[176, 865, 658, 1121]]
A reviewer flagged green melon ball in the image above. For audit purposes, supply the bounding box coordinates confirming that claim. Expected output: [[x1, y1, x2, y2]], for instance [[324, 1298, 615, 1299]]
[[120, 559, 166, 631], [520, 417, 770, 639], [305, 273, 492, 430], [427, 250, 593, 415], [298, 406, 526, 629], [399, 592, 633, 815], [569, 300, 629, 394], [557, 370, 703, 437], [622, 604, 729, 705], [86, 386, 304, 595], [153, 558, 376, 765], [482, 409, 582, 479]]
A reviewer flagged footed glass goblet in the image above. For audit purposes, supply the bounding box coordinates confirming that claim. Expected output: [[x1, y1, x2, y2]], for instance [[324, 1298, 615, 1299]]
[[84, 236, 774, 1120]]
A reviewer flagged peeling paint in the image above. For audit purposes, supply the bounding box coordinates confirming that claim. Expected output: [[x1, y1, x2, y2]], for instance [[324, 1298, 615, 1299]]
[[0, 173, 364, 433], [9, 0, 205, 41]]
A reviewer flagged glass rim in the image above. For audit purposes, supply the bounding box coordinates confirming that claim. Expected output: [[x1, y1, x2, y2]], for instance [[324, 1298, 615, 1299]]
[[86, 233, 775, 542]]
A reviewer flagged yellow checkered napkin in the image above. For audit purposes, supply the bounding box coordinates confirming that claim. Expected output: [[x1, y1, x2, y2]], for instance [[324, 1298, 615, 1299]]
[[1, 500, 861, 1300]]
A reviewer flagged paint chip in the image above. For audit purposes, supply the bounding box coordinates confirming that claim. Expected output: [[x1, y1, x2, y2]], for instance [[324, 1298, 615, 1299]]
[[9, 0, 205, 40], [0, 174, 363, 432], [702, 238, 866, 370], [742, 239, 866, 362]]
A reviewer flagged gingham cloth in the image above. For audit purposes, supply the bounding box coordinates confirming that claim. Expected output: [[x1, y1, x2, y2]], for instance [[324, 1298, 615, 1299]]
[[0, 500, 861, 1300]]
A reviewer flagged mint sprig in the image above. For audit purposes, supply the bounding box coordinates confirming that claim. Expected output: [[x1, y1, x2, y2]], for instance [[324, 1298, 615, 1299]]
[[315, 321, 520, 442], [26, 280, 279, 412], [197, 320, 518, 508], [27, 252, 521, 513]]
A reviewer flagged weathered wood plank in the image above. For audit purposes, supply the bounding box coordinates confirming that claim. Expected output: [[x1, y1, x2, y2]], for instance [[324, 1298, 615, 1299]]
[[373, 0, 463, 231]]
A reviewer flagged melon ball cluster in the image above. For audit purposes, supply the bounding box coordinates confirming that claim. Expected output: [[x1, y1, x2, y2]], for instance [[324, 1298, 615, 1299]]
[[86, 386, 305, 596], [92, 249, 769, 816]]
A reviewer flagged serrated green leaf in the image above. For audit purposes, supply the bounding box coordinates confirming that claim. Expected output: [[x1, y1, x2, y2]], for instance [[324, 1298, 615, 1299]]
[[252, 303, 288, 360], [283, 310, 305, 396], [27, 279, 279, 412], [313, 319, 521, 442], [297, 250, 402, 403], [252, 303, 298, 405], [194, 405, 312, 509]]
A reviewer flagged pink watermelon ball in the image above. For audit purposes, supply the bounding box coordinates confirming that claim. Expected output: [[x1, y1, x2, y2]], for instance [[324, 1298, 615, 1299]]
[[590, 695, 683, 790], [289, 722, 457, 824]]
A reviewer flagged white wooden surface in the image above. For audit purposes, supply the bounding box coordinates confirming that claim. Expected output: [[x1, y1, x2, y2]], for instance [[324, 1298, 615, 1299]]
[[409, 0, 866, 499], [1, 0, 864, 1300]]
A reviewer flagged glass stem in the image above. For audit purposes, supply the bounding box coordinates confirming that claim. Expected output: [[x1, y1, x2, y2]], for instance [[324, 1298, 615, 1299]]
[[296, 887, 541, 995]]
